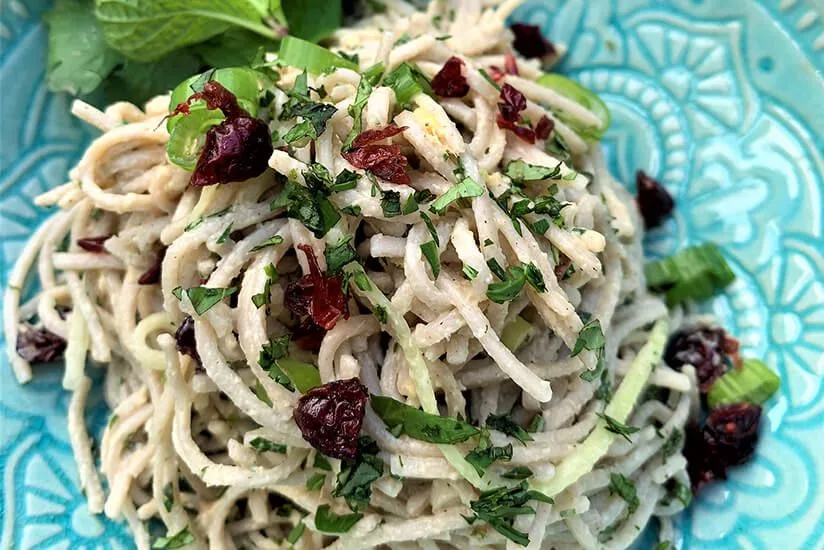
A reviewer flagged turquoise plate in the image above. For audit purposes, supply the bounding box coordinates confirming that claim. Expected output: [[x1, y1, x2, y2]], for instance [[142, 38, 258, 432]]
[[1, 0, 823, 548]]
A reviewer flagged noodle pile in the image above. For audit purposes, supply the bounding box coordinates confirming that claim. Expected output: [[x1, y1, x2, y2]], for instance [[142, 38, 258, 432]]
[[4, 1, 699, 548]]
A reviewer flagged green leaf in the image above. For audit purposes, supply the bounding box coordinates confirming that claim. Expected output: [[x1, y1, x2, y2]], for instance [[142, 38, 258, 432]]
[[152, 527, 194, 549], [193, 28, 279, 69], [707, 358, 780, 408], [486, 414, 533, 445], [314, 504, 362, 533], [380, 190, 402, 218], [286, 522, 305, 544], [216, 223, 234, 245], [572, 319, 605, 356], [537, 73, 611, 141], [596, 413, 639, 444], [608, 473, 639, 513], [419, 212, 439, 245], [313, 454, 332, 471], [163, 483, 174, 512], [282, 0, 341, 43], [282, 102, 338, 145], [420, 241, 441, 279], [383, 63, 432, 106], [467, 481, 553, 547], [95, 0, 275, 62], [372, 305, 388, 324], [251, 234, 285, 252], [274, 181, 340, 238], [258, 336, 294, 391], [249, 437, 287, 453], [306, 473, 326, 491], [526, 414, 544, 433], [501, 316, 534, 352], [185, 286, 238, 315], [333, 440, 383, 512], [252, 263, 279, 309], [343, 76, 373, 150], [44, 0, 122, 96], [523, 263, 546, 293], [325, 236, 358, 274], [429, 176, 485, 215], [462, 264, 479, 280], [465, 443, 513, 477], [332, 170, 360, 192], [486, 267, 527, 304], [661, 429, 683, 461], [668, 480, 692, 508], [501, 466, 534, 480], [503, 160, 562, 185], [371, 395, 479, 444]]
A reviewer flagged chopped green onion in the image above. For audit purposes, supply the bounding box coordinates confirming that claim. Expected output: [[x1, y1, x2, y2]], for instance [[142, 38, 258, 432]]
[[644, 243, 736, 306], [166, 108, 224, 170], [168, 67, 267, 131], [384, 62, 432, 106], [536, 73, 611, 141], [707, 358, 780, 408], [501, 316, 534, 352], [314, 504, 362, 533], [420, 241, 440, 278], [279, 36, 359, 74]]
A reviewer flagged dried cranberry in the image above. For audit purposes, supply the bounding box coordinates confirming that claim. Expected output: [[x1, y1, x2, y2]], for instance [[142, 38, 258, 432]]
[[16, 327, 66, 363], [498, 84, 527, 122], [431, 57, 470, 98], [488, 66, 505, 83], [174, 316, 200, 366], [351, 124, 407, 148], [76, 235, 110, 253], [510, 23, 557, 60], [293, 378, 369, 460], [636, 171, 674, 228], [504, 52, 519, 76], [138, 247, 167, 286], [496, 115, 536, 144], [293, 318, 327, 352], [191, 116, 274, 187], [186, 80, 247, 119], [343, 125, 410, 185], [285, 278, 314, 318], [684, 403, 762, 492], [535, 115, 554, 141], [665, 327, 737, 392]]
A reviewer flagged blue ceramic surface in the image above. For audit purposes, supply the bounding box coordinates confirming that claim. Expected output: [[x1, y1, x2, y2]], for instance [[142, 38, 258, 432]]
[[1, 0, 823, 548]]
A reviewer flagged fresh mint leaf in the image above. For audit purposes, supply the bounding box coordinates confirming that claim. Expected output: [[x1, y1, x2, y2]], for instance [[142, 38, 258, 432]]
[[380, 190, 402, 218], [343, 75, 372, 150], [504, 160, 562, 185], [430, 176, 484, 215], [597, 413, 640, 443], [325, 236, 358, 274], [467, 482, 553, 546], [185, 286, 238, 315], [333, 438, 383, 512], [332, 169, 360, 192], [193, 28, 279, 69], [273, 181, 340, 238], [306, 473, 326, 491], [95, 0, 276, 62], [44, 0, 122, 96], [465, 443, 513, 477], [572, 319, 605, 356], [486, 267, 527, 304], [282, 0, 342, 43]]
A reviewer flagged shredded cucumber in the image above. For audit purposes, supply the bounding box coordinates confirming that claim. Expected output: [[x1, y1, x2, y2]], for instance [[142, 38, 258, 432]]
[[531, 318, 669, 497], [345, 264, 488, 488]]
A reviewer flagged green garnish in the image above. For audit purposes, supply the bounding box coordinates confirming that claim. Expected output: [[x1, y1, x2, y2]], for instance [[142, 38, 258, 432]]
[[370, 395, 479, 444], [314, 504, 362, 533], [501, 466, 534, 480], [501, 316, 534, 352], [152, 527, 193, 549], [306, 473, 326, 491], [644, 243, 736, 306], [609, 473, 639, 513], [573, 319, 607, 383], [325, 235, 358, 274], [272, 180, 340, 238], [249, 437, 287, 454], [286, 522, 305, 544], [332, 438, 383, 512], [343, 75, 373, 150], [383, 63, 432, 106], [429, 175, 484, 215], [537, 73, 611, 141], [251, 263, 279, 309], [465, 441, 513, 477], [707, 358, 780, 408], [466, 482, 553, 546], [279, 35, 358, 73], [420, 241, 441, 279], [181, 286, 238, 315], [380, 190, 402, 218], [486, 414, 533, 446], [250, 234, 284, 251], [596, 413, 639, 443], [504, 160, 562, 185]]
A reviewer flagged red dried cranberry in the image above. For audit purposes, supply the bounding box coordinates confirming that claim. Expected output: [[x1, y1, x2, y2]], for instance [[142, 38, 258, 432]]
[[431, 56, 470, 98], [504, 52, 519, 76], [665, 327, 737, 392], [488, 66, 505, 83], [285, 277, 314, 318], [636, 171, 675, 228], [351, 124, 407, 148], [286, 245, 349, 334], [174, 316, 200, 366], [293, 318, 327, 352], [498, 84, 527, 122], [191, 116, 274, 187], [535, 115, 554, 141], [510, 23, 557, 60], [16, 327, 66, 363], [76, 235, 110, 253], [496, 114, 536, 144], [684, 403, 762, 492], [138, 247, 167, 286], [187, 81, 247, 119], [343, 125, 410, 185], [293, 378, 369, 460]]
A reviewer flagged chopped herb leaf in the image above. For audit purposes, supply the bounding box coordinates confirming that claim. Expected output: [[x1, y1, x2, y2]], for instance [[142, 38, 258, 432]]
[[332, 169, 360, 192], [249, 437, 287, 454], [313, 454, 332, 471], [609, 473, 639, 513], [184, 286, 238, 315], [661, 429, 683, 461], [526, 414, 544, 433], [430, 176, 484, 215], [420, 241, 441, 279], [597, 413, 640, 443], [273, 181, 340, 238], [325, 236, 358, 274], [419, 212, 439, 245], [486, 266, 527, 304], [341, 204, 362, 216], [523, 263, 546, 292], [467, 481, 553, 546], [314, 504, 362, 533], [163, 483, 174, 512], [486, 414, 534, 445], [152, 527, 193, 549], [380, 190, 402, 218], [333, 438, 383, 511], [465, 443, 513, 477], [215, 223, 233, 244], [287, 522, 305, 544], [251, 234, 284, 251], [373, 305, 388, 324], [371, 395, 479, 444], [343, 76, 373, 150], [462, 264, 479, 280], [306, 473, 326, 491], [504, 160, 562, 185], [502, 466, 534, 480]]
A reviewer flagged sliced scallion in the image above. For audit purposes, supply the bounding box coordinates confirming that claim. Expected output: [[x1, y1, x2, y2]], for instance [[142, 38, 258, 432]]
[[707, 358, 780, 408], [537, 73, 610, 141], [279, 36, 358, 74], [384, 63, 432, 106], [644, 243, 736, 306]]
